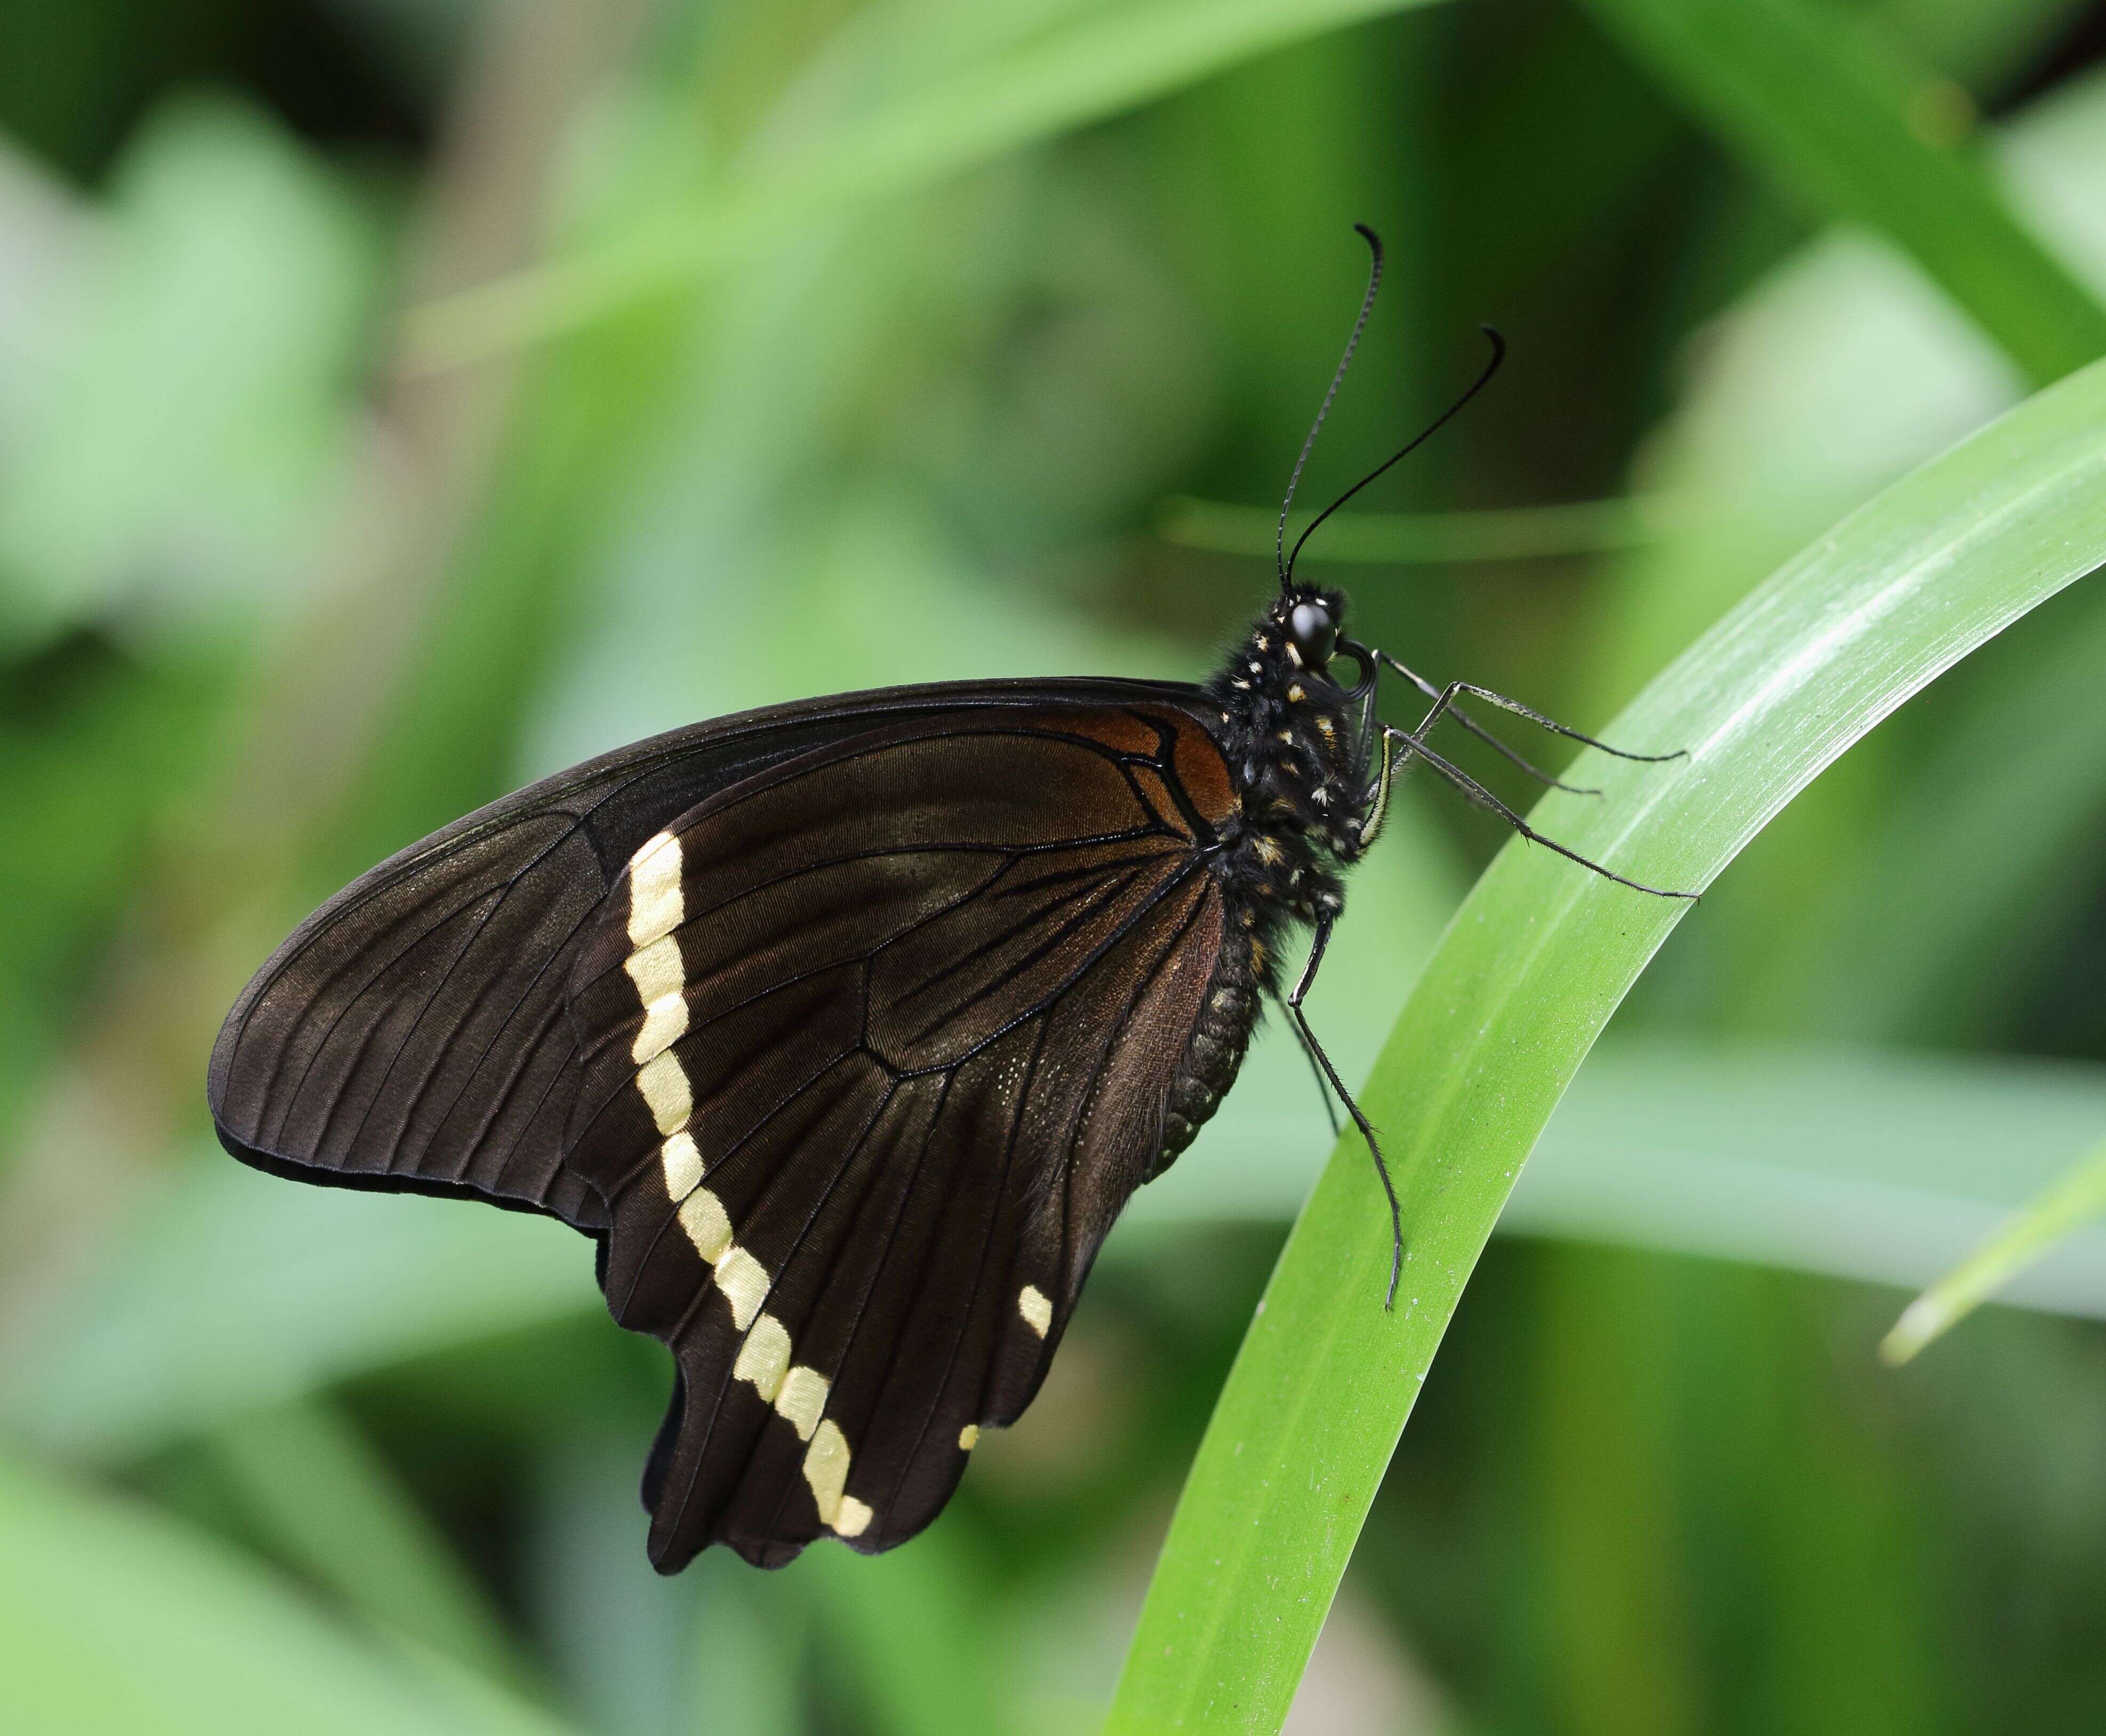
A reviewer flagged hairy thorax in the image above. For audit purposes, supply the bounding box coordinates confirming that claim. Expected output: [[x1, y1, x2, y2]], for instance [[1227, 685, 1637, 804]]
[[1155, 588, 1371, 1169]]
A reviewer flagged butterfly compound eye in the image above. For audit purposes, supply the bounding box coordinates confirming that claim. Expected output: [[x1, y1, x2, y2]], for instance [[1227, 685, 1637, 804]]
[[1289, 601, 1337, 669]]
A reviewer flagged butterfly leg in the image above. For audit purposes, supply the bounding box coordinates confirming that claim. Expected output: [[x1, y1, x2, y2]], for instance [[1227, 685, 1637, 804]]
[[1374, 649, 1686, 790], [1369, 650, 1597, 793], [1383, 724, 1698, 901], [1288, 916, 1404, 1308], [1274, 990, 1343, 1139], [1349, 723, 1399, 854]]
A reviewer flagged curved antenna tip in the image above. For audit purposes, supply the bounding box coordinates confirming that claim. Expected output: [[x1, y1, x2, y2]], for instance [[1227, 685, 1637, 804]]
[[1273, 225, 1388, 595], [1282, 325, 1510, 582]]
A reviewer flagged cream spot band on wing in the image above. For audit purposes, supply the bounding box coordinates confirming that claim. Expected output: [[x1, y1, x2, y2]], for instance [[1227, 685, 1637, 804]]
[[625, 933, 684, 1004], [775, 1366, 829, 1441], [620, 830, 877, 1542], [676, 1187, 731, 1262], [632, 991, 688, 1067], [661, 1132, 703, 1199], [803, 1422, 872, 1536], [635, 1050, 692, 1136], [715, 1246, 770, 1332], [627, 832, 684, 947], [733, 1314, 792, 1403]]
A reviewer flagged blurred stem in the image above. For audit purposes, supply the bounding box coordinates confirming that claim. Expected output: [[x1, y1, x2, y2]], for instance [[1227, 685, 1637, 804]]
[[204, 0, 641, 946], [1157, 493, 1677, 563], [1105, 357, 2106, 1733], [0, 0, 635, 1329], [1881, 1133, 2106, 1363], [1577, 0, 2106, 389]]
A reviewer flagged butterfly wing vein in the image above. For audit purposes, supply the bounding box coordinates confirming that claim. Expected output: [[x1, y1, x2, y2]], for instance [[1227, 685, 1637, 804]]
[[567, 709, 1228, 1567], [205, 683, 1236, 1569]]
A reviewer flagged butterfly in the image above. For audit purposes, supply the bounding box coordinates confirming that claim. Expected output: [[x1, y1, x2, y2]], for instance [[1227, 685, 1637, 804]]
[[207, 228, 1689, 1571]]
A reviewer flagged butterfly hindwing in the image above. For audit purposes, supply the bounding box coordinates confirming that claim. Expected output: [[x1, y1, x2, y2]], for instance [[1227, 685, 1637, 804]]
[[565, 704, 1234, 1568], [208, 797, 614, 1225]]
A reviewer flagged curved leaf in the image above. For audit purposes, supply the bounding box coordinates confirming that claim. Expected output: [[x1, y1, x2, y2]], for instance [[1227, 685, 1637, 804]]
[[1105, 353, 2106, 1732], [1881, 1132, 2106, 1362]]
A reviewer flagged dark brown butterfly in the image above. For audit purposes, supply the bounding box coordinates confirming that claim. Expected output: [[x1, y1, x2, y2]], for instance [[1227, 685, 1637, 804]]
[[207, 230, 1688, 1572]]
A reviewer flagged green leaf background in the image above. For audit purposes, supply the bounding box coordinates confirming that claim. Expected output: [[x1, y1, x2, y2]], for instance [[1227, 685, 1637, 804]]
[[5, 1, 2106, 1732]]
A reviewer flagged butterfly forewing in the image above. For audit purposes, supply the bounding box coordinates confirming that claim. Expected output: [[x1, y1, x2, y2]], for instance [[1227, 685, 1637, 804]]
[[564, 706, 1231, 1568], [208, 680, 1199, 1225]]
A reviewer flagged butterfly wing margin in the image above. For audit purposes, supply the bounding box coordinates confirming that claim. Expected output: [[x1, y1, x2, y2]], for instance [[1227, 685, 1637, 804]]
[[207, 678, 1205, 1230], [563, 704, 1237, 1567]]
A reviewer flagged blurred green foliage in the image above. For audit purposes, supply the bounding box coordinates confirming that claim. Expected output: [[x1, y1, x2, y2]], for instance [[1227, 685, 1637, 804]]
[[3, 1, 2106, 1733]]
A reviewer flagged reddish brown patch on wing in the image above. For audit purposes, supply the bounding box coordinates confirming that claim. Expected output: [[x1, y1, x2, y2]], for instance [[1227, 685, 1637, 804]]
[[1164, 709, 1238, 827], [1055, 709, 1164, 757]]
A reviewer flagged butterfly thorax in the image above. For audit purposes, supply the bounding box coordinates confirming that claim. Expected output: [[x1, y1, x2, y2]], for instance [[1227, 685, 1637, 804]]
[[1156, 586, 1370, 1166]]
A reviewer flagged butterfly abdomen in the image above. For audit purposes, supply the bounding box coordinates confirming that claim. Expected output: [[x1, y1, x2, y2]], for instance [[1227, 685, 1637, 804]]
[[1157, 921, 1263, 1167]]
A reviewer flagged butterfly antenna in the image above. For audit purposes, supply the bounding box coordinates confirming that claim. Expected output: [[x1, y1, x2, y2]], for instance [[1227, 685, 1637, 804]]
[[1285, 325, 1507, 583], [1276, 224, 1385, 595]]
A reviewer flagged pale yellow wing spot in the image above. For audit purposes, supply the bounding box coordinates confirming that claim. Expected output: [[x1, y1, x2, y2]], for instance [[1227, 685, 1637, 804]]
[[733, 1314, 792, 1403], [660, 1132, 704, 1199], [803, 1419, 851, 1524], [775, 1367, 829, 1441], [624, 933, 683, 1006], [675, 1187, 731, 1261], [627, 832, 684, 948], [635, 1050, 692, 1136], [1017, 1285, 1052, 1337], [631, 990, 689, 1067], [715, 1246, 770, 1331]]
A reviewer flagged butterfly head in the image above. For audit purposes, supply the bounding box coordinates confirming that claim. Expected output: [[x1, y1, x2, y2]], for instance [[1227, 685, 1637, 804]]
[[1211, 585, 1371, 816], [1285, 593, 1338, 670], [1266, 585, 1369, 696]]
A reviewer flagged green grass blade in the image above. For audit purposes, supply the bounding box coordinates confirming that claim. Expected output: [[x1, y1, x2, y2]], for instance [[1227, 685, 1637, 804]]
[[1797, 589, 2106, 1041], [403, 0, 1443, 367], [1881, 1133, 2106, 1363], [1104, 354, 2106, 1734], [1578, 0, 2106, 387]]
